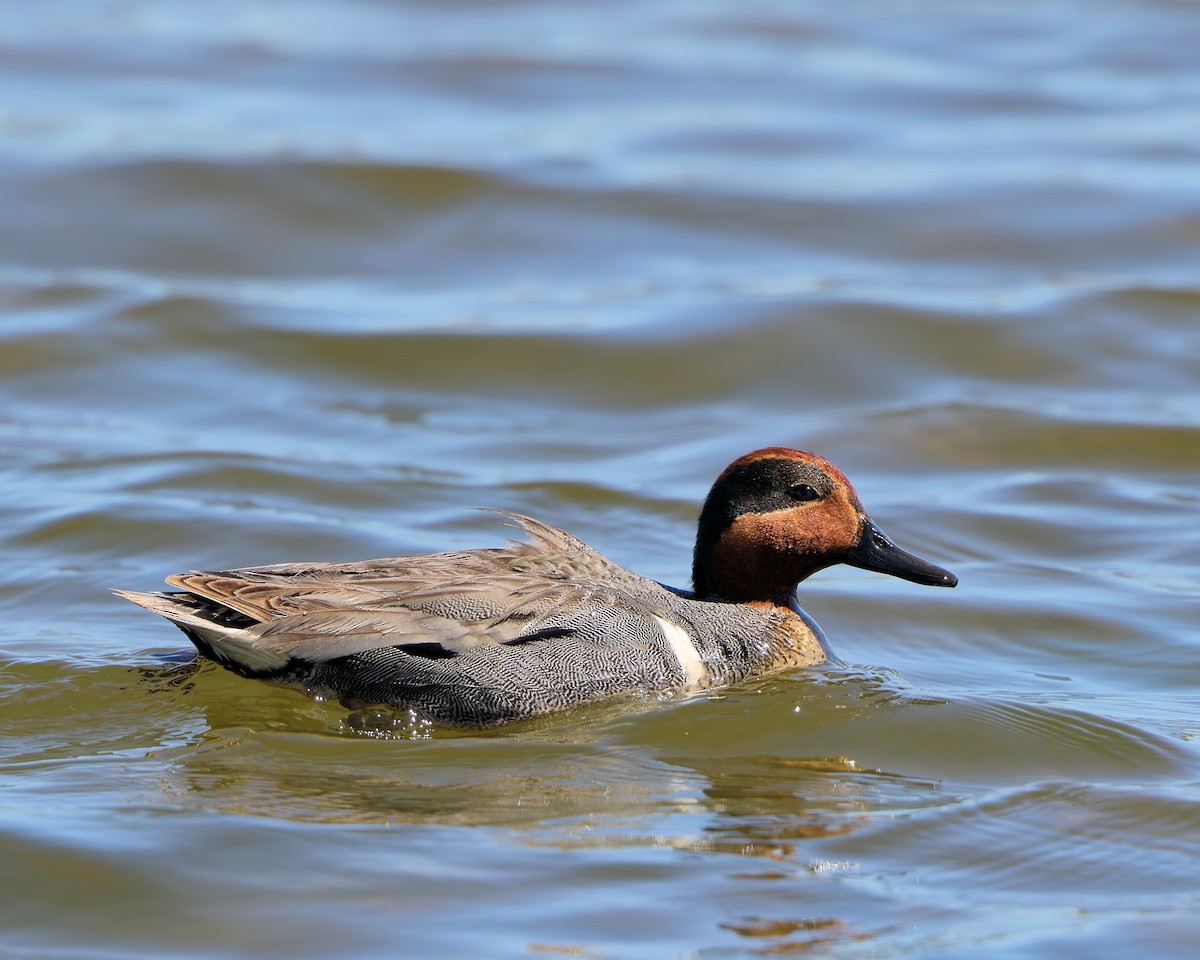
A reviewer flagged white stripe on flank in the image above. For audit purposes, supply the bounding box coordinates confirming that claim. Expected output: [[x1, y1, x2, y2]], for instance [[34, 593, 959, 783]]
[[653, 615, 709, 690]]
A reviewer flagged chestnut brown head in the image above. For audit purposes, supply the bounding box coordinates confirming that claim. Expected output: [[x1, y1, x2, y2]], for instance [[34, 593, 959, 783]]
[[692, 448, 957, 604]]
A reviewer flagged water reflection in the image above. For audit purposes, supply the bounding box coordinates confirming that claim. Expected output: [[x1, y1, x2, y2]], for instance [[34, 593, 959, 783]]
[[129, 659, 1191, 858]]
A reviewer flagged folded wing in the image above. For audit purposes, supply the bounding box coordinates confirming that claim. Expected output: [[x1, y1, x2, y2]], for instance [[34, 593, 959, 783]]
[[121, 514, 646, 665]]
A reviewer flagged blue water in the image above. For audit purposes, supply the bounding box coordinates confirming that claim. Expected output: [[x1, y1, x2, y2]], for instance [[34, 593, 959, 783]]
[[2, 2, 1199, 957]]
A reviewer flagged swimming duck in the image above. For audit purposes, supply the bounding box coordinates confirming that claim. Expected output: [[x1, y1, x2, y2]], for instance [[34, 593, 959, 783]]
[[119, 448, 956, 727]]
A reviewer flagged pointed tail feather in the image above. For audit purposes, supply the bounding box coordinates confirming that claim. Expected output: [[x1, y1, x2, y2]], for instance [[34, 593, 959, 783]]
[[115, 589, 289, 673]]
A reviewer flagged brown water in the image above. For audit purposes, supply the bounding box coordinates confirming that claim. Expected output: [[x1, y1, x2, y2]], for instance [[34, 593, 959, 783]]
[[2, 2, 1199, 957]]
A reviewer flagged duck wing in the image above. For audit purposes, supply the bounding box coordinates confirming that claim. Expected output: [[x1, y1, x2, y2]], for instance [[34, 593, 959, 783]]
[[124, 514, 656, 665]]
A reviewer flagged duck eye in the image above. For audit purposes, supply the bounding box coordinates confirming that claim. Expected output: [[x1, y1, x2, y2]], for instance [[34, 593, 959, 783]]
[[788, 483, 821, 502]]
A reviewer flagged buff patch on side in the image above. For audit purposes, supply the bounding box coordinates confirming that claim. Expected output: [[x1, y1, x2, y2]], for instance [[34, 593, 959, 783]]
[[653, 615, 709, 690], [743, 600, 828, 665]]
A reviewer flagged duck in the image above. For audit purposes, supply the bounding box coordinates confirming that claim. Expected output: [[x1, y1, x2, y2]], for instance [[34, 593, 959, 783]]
[[118, 447, 956, 728]]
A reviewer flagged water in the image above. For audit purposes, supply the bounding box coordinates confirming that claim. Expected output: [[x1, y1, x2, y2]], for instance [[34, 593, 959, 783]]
[[2, 1, 1198, 957]]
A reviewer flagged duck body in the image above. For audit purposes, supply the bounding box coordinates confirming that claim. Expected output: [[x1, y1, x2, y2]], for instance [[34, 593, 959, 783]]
[[119, 448, 956, 728]]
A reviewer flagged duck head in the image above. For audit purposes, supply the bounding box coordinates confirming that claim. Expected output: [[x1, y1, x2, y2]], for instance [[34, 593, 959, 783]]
[[692, 447, 957, 604]]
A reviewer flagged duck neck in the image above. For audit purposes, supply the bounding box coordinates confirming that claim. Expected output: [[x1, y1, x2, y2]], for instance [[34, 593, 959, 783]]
[[694, 544, 803, 606], [693, 525, 807, 605]]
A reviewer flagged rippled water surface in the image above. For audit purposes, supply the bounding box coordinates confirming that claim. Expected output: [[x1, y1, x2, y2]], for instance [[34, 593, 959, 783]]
[[3, 2, 1199, 957]]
